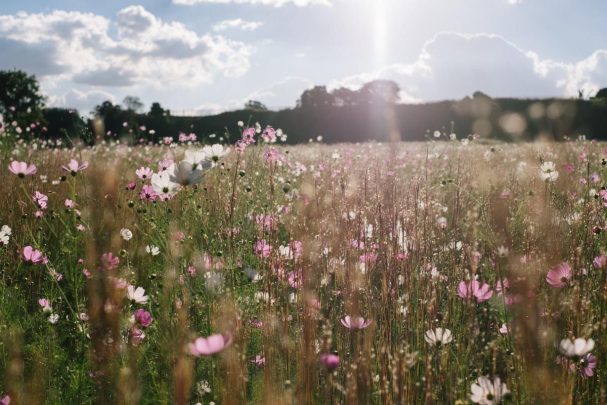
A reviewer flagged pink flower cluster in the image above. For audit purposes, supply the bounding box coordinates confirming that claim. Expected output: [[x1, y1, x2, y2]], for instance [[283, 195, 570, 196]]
[[22, 246, 48, 265]]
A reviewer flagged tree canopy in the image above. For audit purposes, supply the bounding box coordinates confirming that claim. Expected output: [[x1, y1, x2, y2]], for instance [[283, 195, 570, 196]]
[[0, 69, 46, 134]]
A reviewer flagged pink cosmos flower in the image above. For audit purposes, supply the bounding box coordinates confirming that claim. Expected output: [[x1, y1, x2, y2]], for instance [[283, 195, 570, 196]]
[[8, 161, 37, 177], [38, 298, 52, 312], [33, 191, 48, 210], [100, 252, 119, 271], [255, 214, 275, 231], [235, 140, 247, 153], [457, 280, 493, 303], [580, 354, 597, 377], [134, 309, 153, 328], [261, 126, 277, 143], [558, 353, 597, 378], [189, 333, 233, 356], [359, 251, 378, 264], [139, 185, 158, 201], [251, 354, 266, 368], [242, 127, 256, 145], [494, 278, 510, 294], [22, 246, 44, 264], [158, 158, 174, 171], [563, 163, 575, 173], [62, 159, 88, 175], [320, 353, 340, 369], [250, 319, 264, 328], [546, 262, 572, 288], [500, 189, 511, 199], [254, 239, 271, 258], [287, 271, 302, 289], [263, 147, 282, 164], [351, 239, 365, 250], [592, 255, 607, 269], [64, 199, 75, 209], [135, 167, 153, 180], [0, 394, 10, 405], [130, 328, 146, 345], [340, 315, 372, 330], [173, 231, 186, 242]]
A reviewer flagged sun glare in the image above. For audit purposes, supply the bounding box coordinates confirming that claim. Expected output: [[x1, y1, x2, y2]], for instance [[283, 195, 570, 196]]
[[372, 0, 389, 65]]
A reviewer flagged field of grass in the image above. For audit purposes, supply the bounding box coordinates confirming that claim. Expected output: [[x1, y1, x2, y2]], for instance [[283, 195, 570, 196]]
[[0, 128, 606, 404]]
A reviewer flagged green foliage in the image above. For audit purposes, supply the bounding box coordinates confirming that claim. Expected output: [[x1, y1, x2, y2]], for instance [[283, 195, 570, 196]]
[[0, 70, 46, 137]]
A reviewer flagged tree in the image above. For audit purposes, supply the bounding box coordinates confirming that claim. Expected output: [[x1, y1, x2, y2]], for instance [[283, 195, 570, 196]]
[[149, 102, 169, 118], [595, 88, 607, 99], [297, 86, 335, 109], [92, 100, 130, 138], [0, 69, 46, 132], [146, 102, 170, 141], [473, 91, 492, 100], [359, 80, 400, 105], [122, 96, 144, 113], [244, 100, 268, 111], [332, 87, 359, 107], [43, 108, 87, 141]]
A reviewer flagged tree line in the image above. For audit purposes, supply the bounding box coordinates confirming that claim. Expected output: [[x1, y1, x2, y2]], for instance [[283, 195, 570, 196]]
[[2, 69, 607, 144]]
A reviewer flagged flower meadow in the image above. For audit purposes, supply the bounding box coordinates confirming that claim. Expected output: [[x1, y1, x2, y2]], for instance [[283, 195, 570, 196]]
[[1, 125, 607, 404]]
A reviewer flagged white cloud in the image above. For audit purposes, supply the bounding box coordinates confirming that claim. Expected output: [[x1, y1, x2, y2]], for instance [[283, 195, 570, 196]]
[[48, 89, 117, 113], [174, 0, 331, 6], [189, 102, 229, 116], [0, 6, 252, 88], [329, 32, 607, 101], [245, 76, 314, 107], [213, 18, 263, 31], [560, 50, 607, 97], [181, 76, 314, 115]]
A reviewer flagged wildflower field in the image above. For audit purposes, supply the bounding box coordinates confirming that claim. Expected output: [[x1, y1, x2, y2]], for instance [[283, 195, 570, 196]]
[[1, 128, 607, 404]]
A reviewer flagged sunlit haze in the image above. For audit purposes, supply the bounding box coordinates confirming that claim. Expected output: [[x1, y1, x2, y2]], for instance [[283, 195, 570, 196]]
[[0, 0, 606, 114]]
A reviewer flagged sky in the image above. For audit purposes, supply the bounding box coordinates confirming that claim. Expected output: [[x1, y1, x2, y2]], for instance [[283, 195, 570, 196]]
[[0, 0, 606, 116]]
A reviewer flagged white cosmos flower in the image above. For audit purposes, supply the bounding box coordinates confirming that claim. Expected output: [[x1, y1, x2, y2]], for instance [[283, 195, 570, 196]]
[[539, 161, 559, 182], [146, 245, 160, 256], [424, 328, 453, 346], [0, 225, 11, 245], [254, 291, 275, 304], [559, 337, 595, 358], [48, 313, 59, 324], [203, 144, 230, 165], [470, 376, 510, 404], [127, 285, 149, 304], [278, 245, 293, 259], [169, 161, 204, 186], [151, 170, 180, 200], [120, 228, 133, 241], [183, 149, 213, 170]]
